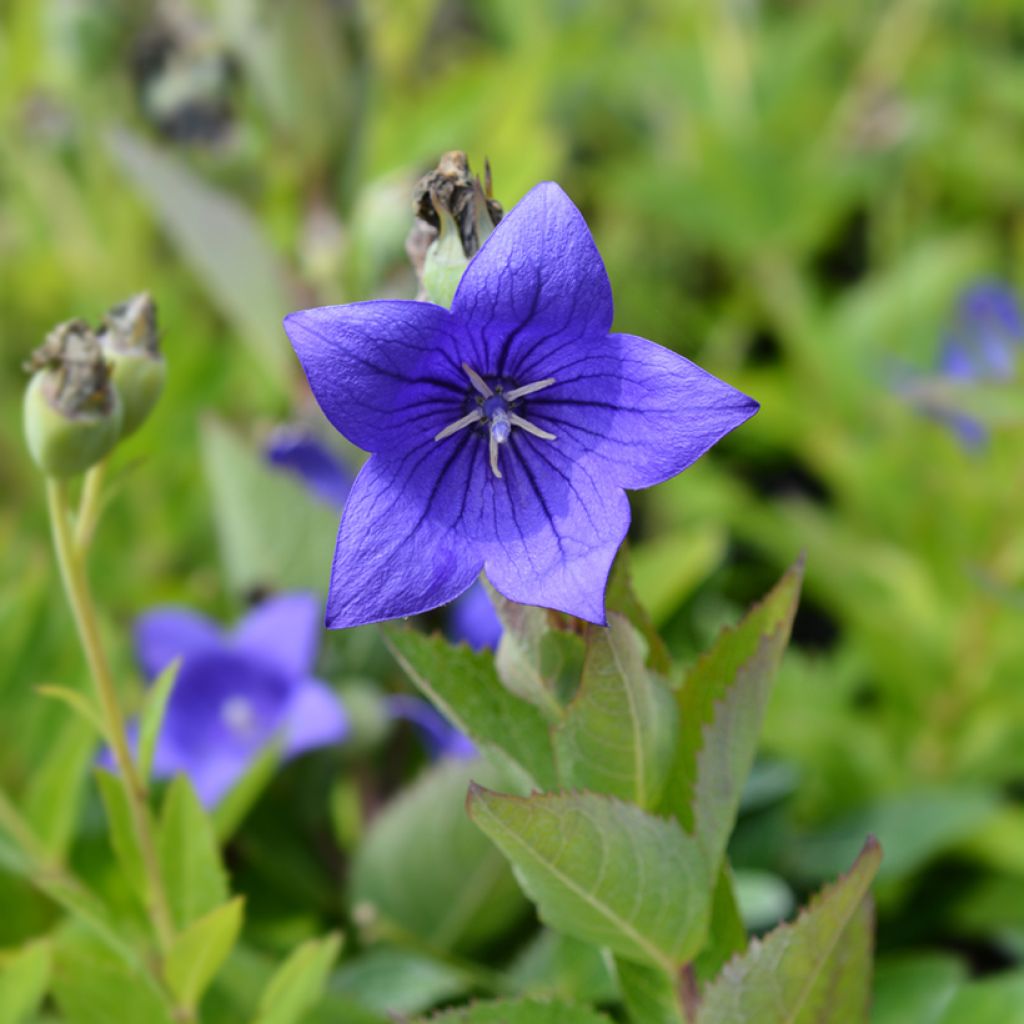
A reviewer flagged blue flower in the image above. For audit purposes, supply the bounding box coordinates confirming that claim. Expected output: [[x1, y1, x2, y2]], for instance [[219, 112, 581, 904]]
[[284, 183, 757, 627], [385, 695, 477, 760], [265, 426, 351, 506], [125, 594, 347, 807], [447, 581, 503, 651]]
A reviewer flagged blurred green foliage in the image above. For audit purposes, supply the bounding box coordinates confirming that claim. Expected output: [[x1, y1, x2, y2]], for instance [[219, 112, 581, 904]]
[[2, 0, 1024, 1019]]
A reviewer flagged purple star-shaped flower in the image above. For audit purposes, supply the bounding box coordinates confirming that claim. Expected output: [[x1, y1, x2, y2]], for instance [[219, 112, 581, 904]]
[[284, 183, 757, 628], [128, 594, 347, 806]]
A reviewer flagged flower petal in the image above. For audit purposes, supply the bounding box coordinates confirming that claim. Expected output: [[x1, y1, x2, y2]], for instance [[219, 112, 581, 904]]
[[265, 428, 351, 506], [282, 677, 348, 756], [186, 753, 252, 809], [326, 446, 485, 629], [284, 300, 469, 454], [471, 435, 630, 624], [452, 183, 613, 377], [524, 332, 759, 490], [232, 593, 321, 677], [134, 608, 221, 681], [447, 580, 503, 651]]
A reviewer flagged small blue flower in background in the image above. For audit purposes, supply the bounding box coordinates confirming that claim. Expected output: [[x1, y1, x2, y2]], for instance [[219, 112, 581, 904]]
[[385, 695, 477, 760], [284, 182, 758, 629], [265, 426, 351, 506], [447, 579, 502, 651], [122, 593, 347, 807], [915, 281, 1023, 448]]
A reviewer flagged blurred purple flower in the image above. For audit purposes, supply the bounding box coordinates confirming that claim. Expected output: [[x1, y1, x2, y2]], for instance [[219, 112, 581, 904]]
[[447, 581, 502, 651], [265, 427, 351, 506], [385, 695, 476, 760], [284, 182, 757, 629], [118, 594, 347, 807]]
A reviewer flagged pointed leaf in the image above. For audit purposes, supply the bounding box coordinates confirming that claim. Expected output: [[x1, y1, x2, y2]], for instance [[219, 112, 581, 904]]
[[252, 933, 342, 1024], [0, 940, 51, 1024], [213, 742, 281, 843], [107, 128, 298, 383], [416, 999, 615, 1023], [605, 544, 673, 673], [553, 614, 677, 808], [94, 770, 146, 904], [661, 561, 803, 874], [35, 685, 107, 740], [697, 838, 881, 1024], [201, 418, 341, 595], [384, 626, 557, 789], [158, 776, 229, 928], [165, 897, 245, 1013], [138, 659, 180, 784], [615, 959, 686, 1024], [351, 760, 526, 953], [693, 863, 748, 984], [468, 786, 710, 971]]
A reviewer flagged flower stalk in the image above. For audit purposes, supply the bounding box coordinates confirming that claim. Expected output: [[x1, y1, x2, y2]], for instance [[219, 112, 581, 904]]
[[45, 476, 177, 956]]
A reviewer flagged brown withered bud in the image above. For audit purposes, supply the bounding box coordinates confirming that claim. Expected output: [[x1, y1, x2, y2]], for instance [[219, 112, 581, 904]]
[[24, 320, 116, 418], [406, 151, 502, 297]]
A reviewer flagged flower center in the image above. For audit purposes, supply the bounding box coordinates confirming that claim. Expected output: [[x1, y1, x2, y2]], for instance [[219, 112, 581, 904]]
[[434, 362, 557, 479], [221, 695, 259, 738]]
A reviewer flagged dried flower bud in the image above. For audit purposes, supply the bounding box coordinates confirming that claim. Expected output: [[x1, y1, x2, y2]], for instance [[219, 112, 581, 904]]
[[23, 320, 123, 477], [408, 151, 502, 305], [98, 293, 165, 436]]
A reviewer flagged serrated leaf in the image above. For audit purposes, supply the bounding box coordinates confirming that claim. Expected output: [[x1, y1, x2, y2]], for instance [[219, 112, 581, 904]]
[[23, 714, 95, 858], [252, 933, 342, 1024], [158, 776, 229, 929], [138, 659, 179, 784], [0, 940, 51, 1024], [107, 128, 298, 383], [468, 787, 710, 971], [417, 998, 615, 1023], [52, 932, 173, 1024], [384, 627, 557, 789], [201, 418, 341, 596], [489, 587, 585, 721], [697, 838, 881, 1024], [351, 760, 526, 954], [615, 959, 685, 1024], [94, 770, 146, 905], [693, 863, 747, 984], [165, 897, 245, 1013], [661, 561, 803, 874], [35, 686, 107, 740], [553, 614, 677, 808]]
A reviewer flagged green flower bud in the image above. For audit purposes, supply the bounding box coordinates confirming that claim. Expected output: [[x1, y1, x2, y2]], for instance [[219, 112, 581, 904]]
[[97, 293, 165, 437], [23, 320, 123, 477], [409, 151, 502, 308]]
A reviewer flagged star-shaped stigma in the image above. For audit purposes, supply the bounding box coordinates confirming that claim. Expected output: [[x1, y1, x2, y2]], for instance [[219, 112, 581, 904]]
[[434, 362, 557, 479], [284, 182, 759, 629]]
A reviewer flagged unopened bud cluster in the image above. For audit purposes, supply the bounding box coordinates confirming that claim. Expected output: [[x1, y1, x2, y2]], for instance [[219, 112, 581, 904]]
[[23, 294, 164, 477], [407, 151, 503, 307]]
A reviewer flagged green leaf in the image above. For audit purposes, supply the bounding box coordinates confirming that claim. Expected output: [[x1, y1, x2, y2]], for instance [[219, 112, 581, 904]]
[[384, 626, 558, 789], [693, 864, 748, 984], [94, 770, 146, 905], [505, 930, 617, 1005], [660, 560, 803, 872], [0, 940, 51, 1024], [138, 659, 180, 784], [35, 686, 107, 740], [937, 970, 1024, 1024], [489, 587, 586, 721], [872, 954, 965, 1024], [552, 614, 677, 809], [697, 838, 882, 1024], [201, 418, 342, 595], [158, 776, 229, 929], [213, 742, 282, 843], [23, 714, 96, 858], [165, 897, 245, 1013], [615, 959, 686, 1024], [350, 760, 526, 954], [416, 998, 615, 1023], [604, 544, 673, 673], [468, 786, 710, 971], [52, 932, 174, 1024], [107, 128, 298, 384], [333, 947, 467, 1017], [252, 933, 342, 1024]]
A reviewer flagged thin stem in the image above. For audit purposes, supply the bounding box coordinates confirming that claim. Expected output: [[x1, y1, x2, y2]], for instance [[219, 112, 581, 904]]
[[74, 458, 107, 554], [46, 477, 177, 956]]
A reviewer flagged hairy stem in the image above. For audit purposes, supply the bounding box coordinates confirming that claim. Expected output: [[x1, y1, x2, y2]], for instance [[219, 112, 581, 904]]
[[46, 477, 177, 955]]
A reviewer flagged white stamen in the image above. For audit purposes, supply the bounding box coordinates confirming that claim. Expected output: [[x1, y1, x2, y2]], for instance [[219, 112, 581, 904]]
[[504, 377, 556, 401], [434, 407, 484, 441], [509, 412, 556, 440], [461, 362, 493, 398], [489, 432, 502, 478]]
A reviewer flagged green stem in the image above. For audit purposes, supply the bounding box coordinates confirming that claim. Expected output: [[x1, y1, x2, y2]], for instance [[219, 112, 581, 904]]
[[74, 458, 107, 555], [46, 477, 177, 956]]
